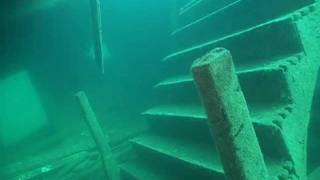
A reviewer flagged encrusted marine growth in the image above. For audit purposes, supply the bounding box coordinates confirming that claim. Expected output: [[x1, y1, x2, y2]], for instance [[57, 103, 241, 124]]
[[192, 48, 269, 180]]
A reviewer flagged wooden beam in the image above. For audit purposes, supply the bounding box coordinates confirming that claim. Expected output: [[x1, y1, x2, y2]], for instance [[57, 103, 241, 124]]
[[76, 91, 120, 180], [191, 48, 269, 180]]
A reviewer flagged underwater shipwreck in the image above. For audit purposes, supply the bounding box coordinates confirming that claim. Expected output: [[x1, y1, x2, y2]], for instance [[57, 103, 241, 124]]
[[0, 0, 320, 179]]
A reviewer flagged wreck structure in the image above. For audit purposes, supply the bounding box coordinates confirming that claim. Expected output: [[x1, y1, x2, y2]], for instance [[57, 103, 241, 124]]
[[121, 0, 320, 179], [1, 0, 320, 179]]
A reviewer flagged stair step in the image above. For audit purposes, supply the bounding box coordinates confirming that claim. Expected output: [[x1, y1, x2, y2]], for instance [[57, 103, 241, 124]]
[[130, 133, 287, 179], [143, 104, 291, 160], [155, 57, 296, 107], [172, 0, 314, 49], [163, 18, 303, 71], [142, 104, 284, 125], [131, 134, 225, 179], [177, 0, 240, 28], [154, 75, 193, 88], [143, 104, 205, 120], [155, 61, 285, 88], [179, 0, 203, 15]]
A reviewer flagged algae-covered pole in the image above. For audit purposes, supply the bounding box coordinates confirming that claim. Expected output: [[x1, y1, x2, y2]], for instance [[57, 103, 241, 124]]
[[76, 91, 120, 180], [191, 48, 269, 180], [90, 0, 104, 74]]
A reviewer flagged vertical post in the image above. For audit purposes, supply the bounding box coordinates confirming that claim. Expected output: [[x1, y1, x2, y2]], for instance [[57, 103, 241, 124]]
[[191, 48, 269, 180], [90, 0, 104, 74], [76, 91, 120, 180]]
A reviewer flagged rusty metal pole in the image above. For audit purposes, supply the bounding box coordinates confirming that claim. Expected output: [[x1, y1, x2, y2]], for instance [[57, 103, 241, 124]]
[[76, 91, 120, 180], [90, 0, 104, 74], [191, 48, 269, 180]]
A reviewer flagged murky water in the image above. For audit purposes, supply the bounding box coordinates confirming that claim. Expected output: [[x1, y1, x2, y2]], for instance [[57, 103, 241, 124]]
[[0, 0, 319, 179]]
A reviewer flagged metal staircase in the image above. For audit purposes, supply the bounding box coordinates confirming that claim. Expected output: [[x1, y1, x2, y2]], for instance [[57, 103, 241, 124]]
[[121, 0, 320, 179]]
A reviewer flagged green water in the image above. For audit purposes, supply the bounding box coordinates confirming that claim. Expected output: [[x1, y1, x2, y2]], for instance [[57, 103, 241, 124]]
[[0, 0, 319, 179]]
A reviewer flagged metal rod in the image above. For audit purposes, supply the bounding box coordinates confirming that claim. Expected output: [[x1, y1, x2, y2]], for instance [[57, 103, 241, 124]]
[[90, 0, 104, 74], [191, 48, 269, 180], [76, 91, 120, 180]]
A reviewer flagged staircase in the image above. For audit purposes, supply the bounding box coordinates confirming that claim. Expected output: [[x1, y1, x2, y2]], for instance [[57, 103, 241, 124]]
[[121, 0, 320, 179]]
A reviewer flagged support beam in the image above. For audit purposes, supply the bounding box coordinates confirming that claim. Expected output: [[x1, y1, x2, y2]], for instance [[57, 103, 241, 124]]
[[191, 48, 269, 180], [76, 91, 120, 180], [90, 0, 104, 74]]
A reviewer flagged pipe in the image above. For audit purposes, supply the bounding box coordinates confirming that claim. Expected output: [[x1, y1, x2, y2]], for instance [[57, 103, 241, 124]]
[[90, 0, 104, 74]]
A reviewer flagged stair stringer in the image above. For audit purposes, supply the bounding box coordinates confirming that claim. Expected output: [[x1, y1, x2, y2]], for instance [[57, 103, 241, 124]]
[[274, 6, 320, 179]]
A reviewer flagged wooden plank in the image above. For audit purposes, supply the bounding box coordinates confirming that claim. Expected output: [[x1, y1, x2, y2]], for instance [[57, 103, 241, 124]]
[[76, 91, 120, 180]]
